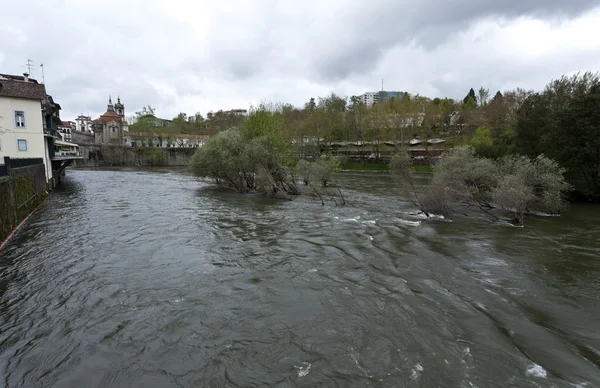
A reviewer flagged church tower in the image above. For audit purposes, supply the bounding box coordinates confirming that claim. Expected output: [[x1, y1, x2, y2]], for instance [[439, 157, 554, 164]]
[[107, 95, 115, 112], [115, 96, 125, 118]]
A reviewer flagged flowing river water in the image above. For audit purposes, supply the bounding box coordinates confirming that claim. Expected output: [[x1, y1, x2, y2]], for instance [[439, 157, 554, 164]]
[[1, 168, 599, 387]]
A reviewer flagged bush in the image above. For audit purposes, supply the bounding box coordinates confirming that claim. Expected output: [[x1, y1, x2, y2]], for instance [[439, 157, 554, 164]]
[[146, 148, 166, 166], [190, 106, 345, 205], [391, 146, 570, 225]]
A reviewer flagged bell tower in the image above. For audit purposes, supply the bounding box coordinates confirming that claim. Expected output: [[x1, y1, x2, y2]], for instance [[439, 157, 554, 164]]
[[115, 96, 125, 118], [107, 95, 115, 112]]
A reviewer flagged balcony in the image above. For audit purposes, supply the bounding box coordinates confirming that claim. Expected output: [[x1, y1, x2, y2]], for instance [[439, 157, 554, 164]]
[[52, 150, 83, 161]]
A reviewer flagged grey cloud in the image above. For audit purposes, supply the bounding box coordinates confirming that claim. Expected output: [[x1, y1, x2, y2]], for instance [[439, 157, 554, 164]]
[[0, 0, 598, 119], [310, 0, 600, 80]]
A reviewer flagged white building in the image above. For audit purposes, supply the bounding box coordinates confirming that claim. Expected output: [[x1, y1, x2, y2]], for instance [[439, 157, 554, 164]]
[[75, 114, 93, 132], [57, 120, 75, 142], [224, 108, 248, 116], [0, 73, 54, 181], [123, 132, 209, 148], [358, 91, 404, 107], [359, 92, 380, 107]]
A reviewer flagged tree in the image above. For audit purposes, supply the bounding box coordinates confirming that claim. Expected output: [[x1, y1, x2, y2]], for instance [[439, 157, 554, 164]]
[[463, 88, 477, 106], [478, 87, 490, 107], [190, 106, 344, 204], [513, 72, 600, 200], [305, 97, 316, 111], [391, 146, 569, 225], [146, 148, 166, 166], [470, 126, 494, 157], [135, 105, 155, 118]]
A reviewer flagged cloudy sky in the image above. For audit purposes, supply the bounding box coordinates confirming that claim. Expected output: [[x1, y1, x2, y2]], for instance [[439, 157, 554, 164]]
[[1, 0, 599, 120]]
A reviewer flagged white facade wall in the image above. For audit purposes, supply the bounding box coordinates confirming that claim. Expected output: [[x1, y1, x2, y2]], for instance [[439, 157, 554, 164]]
[[0, 97, 51, 179], [360, 92, 379, 107]]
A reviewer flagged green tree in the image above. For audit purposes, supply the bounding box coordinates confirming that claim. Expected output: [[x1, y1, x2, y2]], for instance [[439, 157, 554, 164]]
[[391, 146, 569, 225], [470, 126, 494, 157], [463, 88, 477, 106], [478, 87, 490, 107], [190, 106, 344, 203], [146, 148, 166, 166]]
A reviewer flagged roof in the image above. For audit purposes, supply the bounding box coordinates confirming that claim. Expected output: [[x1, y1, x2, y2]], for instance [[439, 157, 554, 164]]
[[0, 73, 40, 83], [60, 121, 73, 128], [0, 76, 47, 101], [95, 110, 122, 123]]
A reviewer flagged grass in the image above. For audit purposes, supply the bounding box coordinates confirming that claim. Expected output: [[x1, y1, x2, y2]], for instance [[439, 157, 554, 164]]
[[341, 161, 390, 171], [412, 166, 433, 174], [341, 161, 433, 173]]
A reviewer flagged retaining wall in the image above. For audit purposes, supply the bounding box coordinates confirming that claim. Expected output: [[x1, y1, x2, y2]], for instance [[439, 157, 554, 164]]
[[0, 161, 47, 244], [73, 145, 196, 167]]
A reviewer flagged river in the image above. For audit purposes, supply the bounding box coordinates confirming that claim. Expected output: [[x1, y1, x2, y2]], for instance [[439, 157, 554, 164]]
[[1, 168, 599, 387]]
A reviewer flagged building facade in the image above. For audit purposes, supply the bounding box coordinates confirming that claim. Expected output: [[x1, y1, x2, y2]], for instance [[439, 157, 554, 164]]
[[123, 133, 208, 148], [359, 91, 404, 107], [0, 73, 53, 180], [57, 120, 75, 142], [75, 114, 93, 132], [359, 92, 380, 107], [92, 97, 127, 144]]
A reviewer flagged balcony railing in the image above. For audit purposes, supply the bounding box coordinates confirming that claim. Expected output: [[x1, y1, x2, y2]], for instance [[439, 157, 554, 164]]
[[52, 151, 82, 160]]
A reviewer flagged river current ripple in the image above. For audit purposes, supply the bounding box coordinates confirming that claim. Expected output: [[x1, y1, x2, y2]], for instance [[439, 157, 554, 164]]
[[1, 168, 599, 387]]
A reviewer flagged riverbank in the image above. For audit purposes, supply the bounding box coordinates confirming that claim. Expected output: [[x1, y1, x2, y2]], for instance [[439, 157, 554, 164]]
[[342, 161, 432, 173]]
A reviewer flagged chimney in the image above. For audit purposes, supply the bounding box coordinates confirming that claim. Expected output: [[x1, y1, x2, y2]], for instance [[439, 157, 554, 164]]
[[23, 73, 29, 82]]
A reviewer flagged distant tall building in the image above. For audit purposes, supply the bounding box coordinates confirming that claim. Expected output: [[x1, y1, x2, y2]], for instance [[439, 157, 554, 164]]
[[359, 91, 404, 107], [359, 92, 379, 107]]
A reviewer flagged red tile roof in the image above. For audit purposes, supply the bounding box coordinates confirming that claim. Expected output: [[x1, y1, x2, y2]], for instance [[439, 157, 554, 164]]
[[95, 110, 122, 124]]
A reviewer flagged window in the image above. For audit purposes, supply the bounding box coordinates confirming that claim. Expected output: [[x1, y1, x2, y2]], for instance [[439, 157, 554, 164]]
[[15, 111, 25, 127], [17, 139, 27, 151], [112, 127, 115, 132]]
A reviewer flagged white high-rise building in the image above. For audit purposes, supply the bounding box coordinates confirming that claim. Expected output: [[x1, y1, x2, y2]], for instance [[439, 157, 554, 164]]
[[359, 92, 380, 107]]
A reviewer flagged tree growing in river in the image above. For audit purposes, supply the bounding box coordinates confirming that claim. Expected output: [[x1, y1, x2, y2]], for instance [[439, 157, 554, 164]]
[[190, 105, 345, 204], [391, 147, 570, 225]]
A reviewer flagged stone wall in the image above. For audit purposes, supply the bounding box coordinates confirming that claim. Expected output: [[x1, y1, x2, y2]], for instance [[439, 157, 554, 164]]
[[73, 145, 196, 167], [71, 130, 95, 145], [0, 162, 47, 244]]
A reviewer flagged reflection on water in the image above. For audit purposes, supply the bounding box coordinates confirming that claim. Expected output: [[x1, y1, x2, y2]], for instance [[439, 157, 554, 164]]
[[0, 168, 599, 387]]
